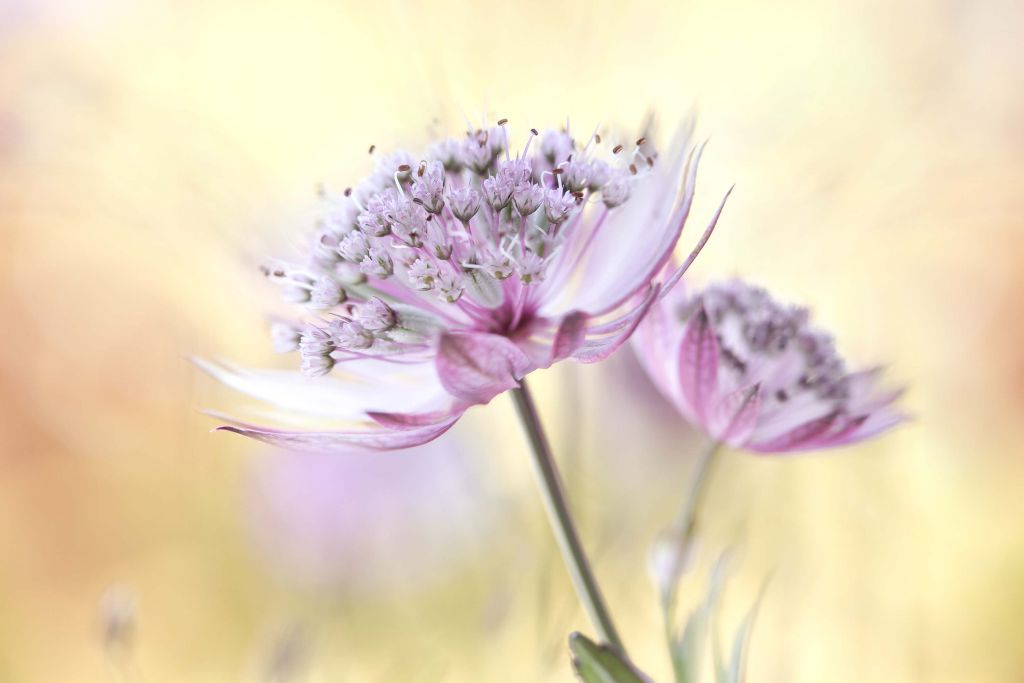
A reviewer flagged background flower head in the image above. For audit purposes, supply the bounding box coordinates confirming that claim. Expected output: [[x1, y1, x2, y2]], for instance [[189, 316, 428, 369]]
[[244, 435, 491, 595], [633, 278, 905, 452]]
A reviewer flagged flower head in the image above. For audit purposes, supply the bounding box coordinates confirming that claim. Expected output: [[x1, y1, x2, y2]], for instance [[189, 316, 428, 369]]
[[201, 118, 728, 451], [633, 279, 905, 452]]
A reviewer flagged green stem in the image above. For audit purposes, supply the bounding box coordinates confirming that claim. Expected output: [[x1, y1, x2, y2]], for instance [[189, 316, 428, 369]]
[[509, 380, 625, 652], [663, 439, 723, 621]]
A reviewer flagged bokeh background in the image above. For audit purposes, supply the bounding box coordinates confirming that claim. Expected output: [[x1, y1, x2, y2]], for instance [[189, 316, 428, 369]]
[[2, 0, 1023, 680]]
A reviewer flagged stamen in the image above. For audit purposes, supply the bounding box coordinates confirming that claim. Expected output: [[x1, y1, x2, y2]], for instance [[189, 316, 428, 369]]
[[521, 128, 538, 158]]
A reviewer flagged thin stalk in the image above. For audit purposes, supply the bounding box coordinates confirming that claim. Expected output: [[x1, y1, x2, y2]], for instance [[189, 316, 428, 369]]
[[509, 380, 625, 652], [662, 439, 723, 625]]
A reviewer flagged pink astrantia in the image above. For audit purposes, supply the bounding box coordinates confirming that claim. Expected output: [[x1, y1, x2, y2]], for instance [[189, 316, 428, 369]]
[[632, 278, 905, 452], [199, 119, 729, 450]]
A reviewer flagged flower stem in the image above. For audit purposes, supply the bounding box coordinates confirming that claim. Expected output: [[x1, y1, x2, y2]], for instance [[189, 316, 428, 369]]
[[509, 380, 625, 652], [662, 438, 722, 618], [671, 439, 722, 541]]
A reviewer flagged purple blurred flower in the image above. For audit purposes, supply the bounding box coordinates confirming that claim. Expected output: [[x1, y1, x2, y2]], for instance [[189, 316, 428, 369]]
[[243, 436, 490, 593], [633, 279, 905, 452], [200, 119, 728, 451]]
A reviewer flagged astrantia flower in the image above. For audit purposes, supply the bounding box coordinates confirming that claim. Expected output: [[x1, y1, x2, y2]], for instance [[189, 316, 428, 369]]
[[200, 119, 729, 451], [633, 279, 905, 452]]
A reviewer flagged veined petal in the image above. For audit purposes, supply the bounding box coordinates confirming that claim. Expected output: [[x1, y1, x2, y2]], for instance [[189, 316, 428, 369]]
[[657, 186, 733, 296], [746, 411, 841, 453], [551, 311, 589, 363], [572, 285, 660, 363], [811, 409, 907, 449], [631, 284, 689, 413], [193, 357, 449, 420], [435, 332, 534, 404], [539, 127, 697, 317], [678, 306, 719, 424], [210, 412, 460, 451], [366, 402, 470, 429], [710, 384, 762, 446]]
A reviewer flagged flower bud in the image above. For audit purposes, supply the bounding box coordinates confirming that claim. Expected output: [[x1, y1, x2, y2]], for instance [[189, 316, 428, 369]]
[[354, 297, 396, 332], [308, 277, 347, 309]]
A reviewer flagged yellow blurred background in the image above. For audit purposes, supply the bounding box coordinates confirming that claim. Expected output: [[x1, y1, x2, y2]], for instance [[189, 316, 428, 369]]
[[1, 0, 1022, 680]]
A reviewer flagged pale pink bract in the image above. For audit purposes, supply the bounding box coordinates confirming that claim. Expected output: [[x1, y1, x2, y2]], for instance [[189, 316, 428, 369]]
[[632, 278, 905, 452], [200, 119, 728, 450]]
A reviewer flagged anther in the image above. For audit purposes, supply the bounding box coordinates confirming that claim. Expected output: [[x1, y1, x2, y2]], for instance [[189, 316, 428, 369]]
[[497, 118, 508, 126], [636, 137, 647, 146], [343, 187, 352, 197], [595, 133, 602, 144], [629, 163, 638, 175], [530, 128, 539, 136], [613, 144, 624, 154], [397, 164, 411, 173], [368, 144, 376, 154]]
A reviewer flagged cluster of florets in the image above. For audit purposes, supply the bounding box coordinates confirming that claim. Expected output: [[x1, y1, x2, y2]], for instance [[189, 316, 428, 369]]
[[263, 121, 658, 377], [687, 280, 852, 406]]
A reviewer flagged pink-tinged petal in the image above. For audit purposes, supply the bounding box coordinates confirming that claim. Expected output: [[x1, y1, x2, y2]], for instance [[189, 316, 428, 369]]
[[192, 357, 449, 421], [210, 412, 459, 451], [367, 404, 469, 430], [746, 411, 841, 453], [539, 130, 699, 317], [658, 186, 733, 296], [813, 409, 907, 449], [710, 384, 762, 446], [678, 306, 719, 424], [844, 368, 906, 413], [551, 311, 589, 363], [435, 332, 534, 404], [572, 285, 660, 363], [631, 286, 689, 411]]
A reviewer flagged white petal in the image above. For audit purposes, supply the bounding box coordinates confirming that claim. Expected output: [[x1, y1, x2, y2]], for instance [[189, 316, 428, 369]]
[[194, 357, 450, 421]]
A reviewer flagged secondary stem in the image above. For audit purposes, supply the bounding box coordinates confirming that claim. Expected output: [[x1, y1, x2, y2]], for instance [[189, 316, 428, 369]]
[[671, 439, 723, 541], [662, 438, 723, 618], [509, 380, 625, 652]]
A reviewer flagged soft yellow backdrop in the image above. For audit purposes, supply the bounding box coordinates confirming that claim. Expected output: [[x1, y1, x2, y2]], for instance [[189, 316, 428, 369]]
[[1, 0, 1022, 680]]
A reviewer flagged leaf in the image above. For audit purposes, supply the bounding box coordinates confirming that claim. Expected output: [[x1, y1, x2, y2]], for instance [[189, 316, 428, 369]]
[[726, 580, 770, 683], [672, 609, 703, 683], [568, 633, 654, 683], [671, 550, 733, 683]]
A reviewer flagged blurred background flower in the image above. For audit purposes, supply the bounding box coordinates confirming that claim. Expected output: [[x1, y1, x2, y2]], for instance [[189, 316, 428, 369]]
[[1, 0, 1022, 681], [243, 435, 494, 595]]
